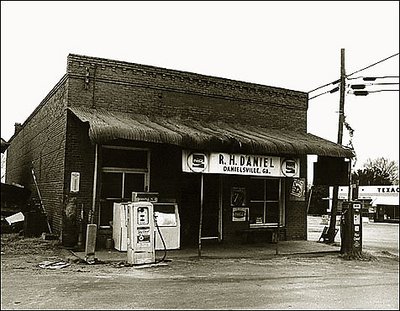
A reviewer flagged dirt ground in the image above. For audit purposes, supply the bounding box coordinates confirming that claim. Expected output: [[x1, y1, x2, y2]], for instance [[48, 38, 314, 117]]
[[1, 231, 399, 310]]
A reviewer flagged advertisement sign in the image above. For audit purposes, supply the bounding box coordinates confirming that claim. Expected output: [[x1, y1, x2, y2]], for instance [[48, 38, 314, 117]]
[[185, 152, 208, 173], [182, 150, 300, 177], [232, 207, 249, 222], [358, 186, 399, 198], [289, 178, 306, 201], [334, 185, 399, 200], [70, 172, 80, 193], [231, 187, 246, 207]]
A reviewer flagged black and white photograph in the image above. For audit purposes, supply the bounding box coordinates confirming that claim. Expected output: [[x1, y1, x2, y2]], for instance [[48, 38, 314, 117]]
[[1, 1, 399, 309]]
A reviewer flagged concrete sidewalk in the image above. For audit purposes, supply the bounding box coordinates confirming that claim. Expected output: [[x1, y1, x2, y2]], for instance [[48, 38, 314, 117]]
[[70, 240, 341, 263]]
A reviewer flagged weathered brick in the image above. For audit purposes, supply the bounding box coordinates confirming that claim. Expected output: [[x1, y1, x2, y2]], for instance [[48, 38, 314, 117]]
[[6, 54, 309, 245]]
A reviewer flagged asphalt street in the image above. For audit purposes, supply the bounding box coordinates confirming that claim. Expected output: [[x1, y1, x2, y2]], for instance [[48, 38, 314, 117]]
[[1, 216, 399, 310]]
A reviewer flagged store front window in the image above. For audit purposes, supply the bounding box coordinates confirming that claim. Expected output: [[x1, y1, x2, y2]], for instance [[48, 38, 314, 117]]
[[248, 178, 284, 227], [99, 146, 150, 227]]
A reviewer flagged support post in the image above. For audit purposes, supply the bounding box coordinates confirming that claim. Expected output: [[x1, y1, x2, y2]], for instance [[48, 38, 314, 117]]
[[91, 144, 98, 224], [328, 48, 346, 243], [198, 173, 204, 258]]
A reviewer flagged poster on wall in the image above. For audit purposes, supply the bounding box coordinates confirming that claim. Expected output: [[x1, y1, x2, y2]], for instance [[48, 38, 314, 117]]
[[289, 178, 306, 201], [231, 187, 246, 207], [232, 207, 249, 222]]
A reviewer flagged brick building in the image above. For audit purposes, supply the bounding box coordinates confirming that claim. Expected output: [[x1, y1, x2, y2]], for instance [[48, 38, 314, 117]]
[[5, 54, 354, 248]]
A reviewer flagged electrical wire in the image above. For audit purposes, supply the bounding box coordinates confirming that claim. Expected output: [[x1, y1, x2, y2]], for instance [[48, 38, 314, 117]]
[[347, 75, 399, 81], [310, 83, 399, 100], [348, 82, 399, 89], [308, 52, 399, 94], [346, 52, 399, 78], [308, 92, 327, 100], [347, 89, 399, 96], [308, 79, 340, 94], [363, 82, 399, 86], [308, 86, 339, 100], [154, 215, 167, 264]]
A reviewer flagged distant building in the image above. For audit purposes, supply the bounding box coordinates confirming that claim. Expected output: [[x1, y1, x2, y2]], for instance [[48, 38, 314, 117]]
[[5, 54, 354, 248], [330, 185, 399, 222]]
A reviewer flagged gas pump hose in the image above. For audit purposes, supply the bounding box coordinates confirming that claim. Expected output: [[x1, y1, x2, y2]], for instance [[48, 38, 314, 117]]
[[154, 217, 167, 264]]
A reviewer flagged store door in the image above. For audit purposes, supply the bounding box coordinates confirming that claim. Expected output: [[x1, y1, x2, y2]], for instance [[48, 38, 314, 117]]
[[180, 174, 221, 246], [201, 174, 220, 240]]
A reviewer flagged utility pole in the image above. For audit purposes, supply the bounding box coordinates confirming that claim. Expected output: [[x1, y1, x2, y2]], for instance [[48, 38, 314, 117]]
[[327, 48, 346, 243]]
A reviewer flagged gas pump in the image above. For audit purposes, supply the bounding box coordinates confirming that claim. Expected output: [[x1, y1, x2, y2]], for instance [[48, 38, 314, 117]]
[[126, 202, 156, 265], [340, 201, 362, 255]]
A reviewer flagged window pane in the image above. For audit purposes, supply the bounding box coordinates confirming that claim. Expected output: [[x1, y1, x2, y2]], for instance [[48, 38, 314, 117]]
[[102, 148, 148, 169], [124, 173, 145, 199], [101, 172, 122, 198], [266, 202, 279, 223], [249, 202, 264, 224], [266, 179, 279, 200], [248, 178, 264, 201]]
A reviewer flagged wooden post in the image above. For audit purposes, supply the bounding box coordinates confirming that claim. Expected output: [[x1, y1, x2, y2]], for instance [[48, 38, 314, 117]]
[[276, 180, 281, 255], [91, 144, 98, 224], [275, 211, 280, 255], [85, 224, 97, 264], [337, 48, 346, 146], [198, 173, 204, 258], [348, 158, 353, 201], [328, 48, 346, 243]]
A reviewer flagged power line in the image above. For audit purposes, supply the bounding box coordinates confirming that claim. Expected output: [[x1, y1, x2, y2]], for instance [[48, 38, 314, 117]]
[[348, 82, 399, 89], [347, 75, 399, 81], [308, 86, 339, 100], [308, 52, 399, 94], [347, 89, 399, 96], [308, 79, 340, 94], [346, 52, 399, 78]]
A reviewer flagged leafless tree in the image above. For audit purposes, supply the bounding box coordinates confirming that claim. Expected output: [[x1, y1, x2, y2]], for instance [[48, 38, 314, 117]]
[[353, 157, 399, 186]]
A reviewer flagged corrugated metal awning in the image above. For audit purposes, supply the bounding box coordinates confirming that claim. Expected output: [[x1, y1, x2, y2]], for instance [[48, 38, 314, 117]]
[[67, 106, 355, 158]]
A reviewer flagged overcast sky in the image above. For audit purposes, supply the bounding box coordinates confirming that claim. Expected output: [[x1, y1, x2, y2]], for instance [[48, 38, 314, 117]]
[[1, 1, 399, 172]]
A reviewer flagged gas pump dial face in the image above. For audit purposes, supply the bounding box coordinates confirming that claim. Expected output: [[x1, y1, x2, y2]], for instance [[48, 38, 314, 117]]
[[137, 207, 149, 225]]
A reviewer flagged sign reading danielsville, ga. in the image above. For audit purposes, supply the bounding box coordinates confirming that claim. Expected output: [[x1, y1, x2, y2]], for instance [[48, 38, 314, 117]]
[[182, 150, 300, 178]]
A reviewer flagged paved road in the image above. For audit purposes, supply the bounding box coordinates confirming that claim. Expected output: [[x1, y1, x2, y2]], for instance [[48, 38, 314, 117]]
[[308, 216, 399, 256], [1, 252, 398, 309], [1, 217, 399, 310]]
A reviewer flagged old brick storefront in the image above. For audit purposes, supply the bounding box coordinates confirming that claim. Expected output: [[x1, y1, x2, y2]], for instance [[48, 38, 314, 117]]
[[5, 54, 354, 248]]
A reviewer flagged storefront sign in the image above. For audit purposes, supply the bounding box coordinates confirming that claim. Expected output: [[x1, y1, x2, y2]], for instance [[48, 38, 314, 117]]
[[185, 152, 208, 173], [182, 150, 300, 177], [358, 186, 399, 198], [336, 185, 400, 199]]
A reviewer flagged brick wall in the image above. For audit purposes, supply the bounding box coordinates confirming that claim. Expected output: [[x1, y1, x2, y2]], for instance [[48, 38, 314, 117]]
[[285, 155, 308, 240], [66, 54, 308, 131], [64, 54, 310, 244], [6, 54, 310, 245], [62, 112, 96, 245], [6, 77, 68, 235]]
